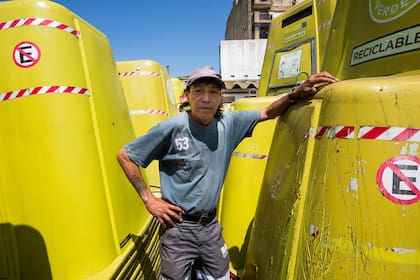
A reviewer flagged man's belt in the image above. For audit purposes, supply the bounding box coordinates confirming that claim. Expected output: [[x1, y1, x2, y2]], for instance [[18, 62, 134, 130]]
[[182, 209, 216, 225]]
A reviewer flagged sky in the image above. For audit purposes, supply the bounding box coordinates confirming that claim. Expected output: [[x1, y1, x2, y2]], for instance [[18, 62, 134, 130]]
[[52, 1, 233, 78]]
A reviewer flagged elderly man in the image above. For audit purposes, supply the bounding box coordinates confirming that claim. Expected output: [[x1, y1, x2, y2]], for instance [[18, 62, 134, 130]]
[[117, 66, 337, 280]]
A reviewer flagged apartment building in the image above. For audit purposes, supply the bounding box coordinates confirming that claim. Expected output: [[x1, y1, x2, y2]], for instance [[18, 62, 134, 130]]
[[225, 0, 303, 40]]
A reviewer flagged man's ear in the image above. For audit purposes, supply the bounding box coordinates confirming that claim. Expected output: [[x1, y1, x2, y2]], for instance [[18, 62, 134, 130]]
[[181, 89, 189, 102]]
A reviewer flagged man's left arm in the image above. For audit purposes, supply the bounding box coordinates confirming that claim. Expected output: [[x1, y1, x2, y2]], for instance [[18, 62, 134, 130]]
[[260, 71, 338, 121]]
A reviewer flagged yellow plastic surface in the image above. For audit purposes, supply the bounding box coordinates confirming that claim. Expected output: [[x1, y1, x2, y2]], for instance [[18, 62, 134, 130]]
[[242, 0, 420, 279], [258, 0, 336, 97], [171, 77, 185, 109], [245, 75, 420, 279], [220, 96, 278, 273], [322, 0, 420, 79], [117, 60, 178, 187], [0, 1, 153, 278]]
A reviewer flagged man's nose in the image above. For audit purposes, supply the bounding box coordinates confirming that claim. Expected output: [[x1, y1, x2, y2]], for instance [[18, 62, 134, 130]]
[[201, 91, 211, 101]]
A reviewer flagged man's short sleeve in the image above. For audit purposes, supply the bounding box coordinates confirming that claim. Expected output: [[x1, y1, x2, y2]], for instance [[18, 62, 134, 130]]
[[124, 123, 168, 168], [230, 109, 261, 141]]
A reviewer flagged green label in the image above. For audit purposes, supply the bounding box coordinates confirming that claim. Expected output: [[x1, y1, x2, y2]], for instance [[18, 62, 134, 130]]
[[369, 0, 419, 23]]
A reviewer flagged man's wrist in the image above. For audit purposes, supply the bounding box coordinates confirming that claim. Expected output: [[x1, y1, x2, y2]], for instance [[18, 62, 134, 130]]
[[287, 87, 303, 103]]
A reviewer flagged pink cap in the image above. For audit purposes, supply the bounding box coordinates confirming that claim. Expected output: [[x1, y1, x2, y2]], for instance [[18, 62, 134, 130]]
[[186, 66, 225, 89]]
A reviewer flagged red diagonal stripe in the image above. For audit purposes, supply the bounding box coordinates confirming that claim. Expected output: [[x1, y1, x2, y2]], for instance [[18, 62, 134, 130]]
[[361, 126, 389, 139], [385, 162, 420, 196], [31, 87, 42, 94], [3, 92, 12, 100], [46, 86, 59, 92], [16, 89, 27, 97], [24, 18, 36, 25], [39, 19, 53, 26], [0, 22, 5, 29], [10, 19, 20, 27], [335, 126, 354, 138], [17, 46, 37, 62], [64, 86, 75, 93], [316, 126, 331, 138], [56, 23, 67, 30], [392, 128, 420, 141]]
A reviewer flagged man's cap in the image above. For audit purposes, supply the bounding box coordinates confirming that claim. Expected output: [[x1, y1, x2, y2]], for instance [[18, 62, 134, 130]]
[[186, 66, 225, 89]]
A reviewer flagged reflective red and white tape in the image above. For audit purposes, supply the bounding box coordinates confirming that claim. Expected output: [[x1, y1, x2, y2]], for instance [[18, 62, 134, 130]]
[[0, 86, 90, 102], [120, 71, 162, 78], [232, 151, 268, 160], [0, 18, 79, 37], [308, 125, 420, 142], [130, 109, 168, 116], [359, 126, 420, 142], [314, 125, 355, 139], [318, 19, 332, 31]]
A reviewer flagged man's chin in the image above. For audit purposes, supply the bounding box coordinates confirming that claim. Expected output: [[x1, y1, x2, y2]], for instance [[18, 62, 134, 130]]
[[198, 109, 215, 116]]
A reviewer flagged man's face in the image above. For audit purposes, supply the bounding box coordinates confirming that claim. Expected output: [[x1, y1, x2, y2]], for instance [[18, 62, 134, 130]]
[[187, 81, 222, 126]]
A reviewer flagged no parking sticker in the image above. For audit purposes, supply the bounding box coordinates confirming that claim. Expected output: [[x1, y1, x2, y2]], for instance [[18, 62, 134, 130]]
[[13, 41, 41, 68], [376, 155, 420, 204]]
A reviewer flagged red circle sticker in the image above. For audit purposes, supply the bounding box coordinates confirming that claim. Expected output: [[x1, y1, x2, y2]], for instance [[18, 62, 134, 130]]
[[13, 41, 41, 68], [376, 155, 420, 204]]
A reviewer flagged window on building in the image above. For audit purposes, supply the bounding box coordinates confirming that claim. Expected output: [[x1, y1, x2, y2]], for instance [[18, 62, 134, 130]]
[[259, 10, 271, 20], [259, 25, 269, 38]]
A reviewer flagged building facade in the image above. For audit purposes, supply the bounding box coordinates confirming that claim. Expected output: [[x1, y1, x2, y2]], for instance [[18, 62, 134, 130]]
[[225, 0, 303, 40]]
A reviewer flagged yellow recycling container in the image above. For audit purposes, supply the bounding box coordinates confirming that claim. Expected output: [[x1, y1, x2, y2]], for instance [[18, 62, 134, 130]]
[[258, 0, 336, 97], [322, 0, 420, 79], [171, 77, 186, 109], [219, 96, 278, 275], [244, 76, 420, 280], [243, 0, 420, 279], [0, 1, 157, 279], [117, 60, 178, 188]]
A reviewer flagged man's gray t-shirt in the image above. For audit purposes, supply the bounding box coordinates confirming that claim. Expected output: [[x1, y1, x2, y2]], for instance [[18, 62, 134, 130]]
[[124, 110, 261, 215]]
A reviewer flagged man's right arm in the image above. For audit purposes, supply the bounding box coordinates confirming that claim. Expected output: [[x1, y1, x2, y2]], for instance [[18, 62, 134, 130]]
[[116, 148, 184, 227]]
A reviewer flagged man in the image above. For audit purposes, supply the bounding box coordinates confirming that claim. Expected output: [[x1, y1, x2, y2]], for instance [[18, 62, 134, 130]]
[[117, 66, 337, 280]]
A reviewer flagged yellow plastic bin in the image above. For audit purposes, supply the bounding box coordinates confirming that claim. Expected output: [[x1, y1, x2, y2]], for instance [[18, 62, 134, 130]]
[[171, 77, 186, 109], [0, 1, 156, 279], [219, 96, 278, 275], [243, 0, 420, 279], [117, 59, 178, 188]]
